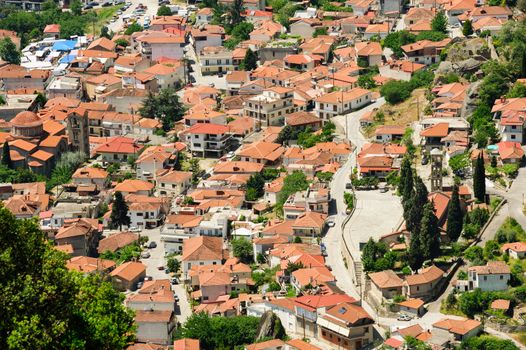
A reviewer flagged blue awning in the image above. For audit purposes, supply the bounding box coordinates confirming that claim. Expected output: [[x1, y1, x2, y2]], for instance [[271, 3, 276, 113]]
[[52, 40, 77, 52], [59, 54, 77, 63]]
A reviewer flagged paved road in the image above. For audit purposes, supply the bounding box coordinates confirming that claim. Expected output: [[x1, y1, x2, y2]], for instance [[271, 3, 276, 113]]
[[139, 227, 192, 323], [106, 0, 159, 34]]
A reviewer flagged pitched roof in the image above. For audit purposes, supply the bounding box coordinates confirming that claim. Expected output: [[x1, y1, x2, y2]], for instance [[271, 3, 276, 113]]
[[404, 265, 444, 286], [73, 166, 109, 180], [501, 241, 526, 253], [420, 122, 449, 137], [324, 302, 373, 325], [433, 318, 481, 335], [468, 261, 510, 275], [98, 232, 139, 253], [182, 236, 224, 261], [292, 212, 327, 229], [114, 179, 154, 193], [398, 298, 425, 309], [368, 270, 404, 288], [110, 261, 146, 281], [237, 141, 285, 161], [186, 123, 230, 135], [66, 256, 115, 272], [174, 339, 200, 350]]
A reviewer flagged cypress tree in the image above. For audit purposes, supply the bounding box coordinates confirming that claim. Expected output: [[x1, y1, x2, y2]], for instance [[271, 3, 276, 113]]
[[446, 184, 463, 241], [408, 230, 423, 271], [420, 201, 441, 262], [110, 191, 131, 230], [399, 156, 413, 202], [404, 176, 428, 234], [473, 154, 486, 202], [1, 142, 12, 169]]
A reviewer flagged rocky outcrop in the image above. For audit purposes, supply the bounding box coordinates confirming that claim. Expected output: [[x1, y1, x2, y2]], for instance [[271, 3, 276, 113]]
[[255, 311, 286, 341], [438, 38, 492, 76], [461, 79, 483, 119]]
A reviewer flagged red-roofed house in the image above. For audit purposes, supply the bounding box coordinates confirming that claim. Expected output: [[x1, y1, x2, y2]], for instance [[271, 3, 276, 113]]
[[185, 123, 232, 158], [43, 24, 61, 39], [501, 241, 526, 259], [497, 141, 524, 164]]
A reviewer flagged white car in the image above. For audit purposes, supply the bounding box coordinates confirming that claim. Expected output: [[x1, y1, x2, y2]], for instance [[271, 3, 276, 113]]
[[140, 251, 151, 259], [226, 151, 235, 158], [327, 221, 335, 228]]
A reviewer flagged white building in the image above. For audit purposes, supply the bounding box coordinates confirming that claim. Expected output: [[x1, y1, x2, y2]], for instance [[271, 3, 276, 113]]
[[243, 87, 295, 126], [456, 261, 511, 292], [314, 88, 372, 123]]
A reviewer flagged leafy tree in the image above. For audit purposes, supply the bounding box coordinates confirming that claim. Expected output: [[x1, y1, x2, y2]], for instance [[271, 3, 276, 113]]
[[189, 158, 202, 185], [313, 27, 328, 37], [461, 335, 519, 350], [446, 184, 463, 241], [124, 22, 143, 35], [167, 256, 180, 272], [382, 30, 416, 58], [462, 20, 473, 37], [240, 48, 258, 71], [177, 313, 262, 350], [262, 168, 280, 181], [380, 80, 412, 104], [70, 0, 82, 16], [157, 5, 172, 16], [358, 74, 377, 89], [100, 244, 141, 264], [114, 38, 129, 47], [0, 37, 20, 64], [246, 173, 265, 201], [449, 152, 469, 173], [139, 89, 186, 130], [464, 246, 484, 262], [0, 207, 135, 349], [362, 238, 388, 272], [419, 201, 441, 262], [415, 30, 447, 41], [229, 0, 244, 26], [232, 237, 253, 263], [276, 125, 296, 145], [293, 236, 302, 243], [276, 3, 298, 28], [231, 21, 253, 41], [483, 240, 500, 260], [110, 191, 130, 230], [316, 171, 333, 183], [507, 82, 526, 98], [431, 11, 447, 33], [276, 171, 309, 212], [473, 154, 486, 202], [1, 142, 13, 169]]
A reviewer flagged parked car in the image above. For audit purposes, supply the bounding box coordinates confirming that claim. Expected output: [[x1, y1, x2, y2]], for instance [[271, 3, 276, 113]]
[[227, 151, 235, 158], [83, 4, 93, 9], [136, 281, 143, 289], [397, 313, 413, 321], [157, 264, 165, 270], [174, 295, 180, 302], [144, 276, 153, 281], [149, 241, 157, 249], [327, 220, 335, 227], [421, 156, 429, 165], [171, 277, 179, 285], [345, 183, 352, 189], [140, 251, 151, 259]]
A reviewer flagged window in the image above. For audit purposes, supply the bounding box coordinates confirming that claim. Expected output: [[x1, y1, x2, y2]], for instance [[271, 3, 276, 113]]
[[137, 213, 143, 216], [484, 276, 487, 281], [511, 134, 516, 139], [500, 275, 503, 280], [205, 60, 209, 65], [333, 105, 337, 111], [416, 286, 420, 291]]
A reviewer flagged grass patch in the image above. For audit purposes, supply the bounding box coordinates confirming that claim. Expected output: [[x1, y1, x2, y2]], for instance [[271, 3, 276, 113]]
[[366, 88, 427, 137], [87, 6, 120, 35], [512, 332, 526, 346]]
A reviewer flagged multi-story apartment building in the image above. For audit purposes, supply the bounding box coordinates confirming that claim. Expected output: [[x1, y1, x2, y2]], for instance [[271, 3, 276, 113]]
[[198, 46, 234, 75], [314, 88, 372, 124], [243, 87, 294, 126], [185, 123, 232, 158]]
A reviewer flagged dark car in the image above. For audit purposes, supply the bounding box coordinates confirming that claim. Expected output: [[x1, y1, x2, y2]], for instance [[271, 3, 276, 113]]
[[202, 172, 211, 180], [83, 4, 93, 9], [421, 156, 429, 165], [345, 183, 352, 189], [149, 241, 157, 249]]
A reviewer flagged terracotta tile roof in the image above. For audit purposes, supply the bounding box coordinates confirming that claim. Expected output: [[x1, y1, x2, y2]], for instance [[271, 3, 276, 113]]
[[95, 136, 143, 155], [262, 220, 294, 236], [135, 310, 173, 323], [501, 241, 526, 253], [286, 111, 321, 126], [404, 265, 444, 286], [114, 179, 154, 193], [174, 338, 200, 350], [31, 150, 53, 162], [157, 170, 192, 184], [286, 339, 322, 350], [369, 270, 404, 288], [292, 266, 335, 286], [420, 122, 449, 137], [384, 337, 404, 349], [182, 236, 224, 261], [73, 166, 108, 180], [315, 88, 370, 104], [10, 139, 37, 152], [139, 279, 171, 294], [355, 41, 382, 56], [39, 135, 64, 148], [86, 73, 121, 85], [324, 302, 373, 325], [44, 24, 61, 33], [401, 39, 451, 53], [468, 261, 510, 275], [375, 125, 406, 136], [399, 298, 425, 309], [98, 231, 139, 253], [165, 214, 203, 227], [186, 123, 230, 135], [498, 141, 524, 160], [292, 212, 327, 230], [88, 37, 116, 51], [365, 22, 389, 33], [66, 256, 115, 272], [490, 299, 510, 310], [213, 161, 264, 174], [56, 219, 96, 240], [246, 339, 285, 350], [237, 141, 285, 161], [127, 288, 174, 303], [110, 261, 146, 281], [433, 318, 481, 335]]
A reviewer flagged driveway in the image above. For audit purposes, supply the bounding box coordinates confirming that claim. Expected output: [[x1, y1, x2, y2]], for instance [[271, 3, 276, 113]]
[[139, 227, 192, 323], [186, 45, 228, 90], [106, 0, 159, 33]]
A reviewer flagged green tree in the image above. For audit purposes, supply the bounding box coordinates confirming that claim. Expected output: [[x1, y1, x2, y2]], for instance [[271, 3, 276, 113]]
[[382, 30, 416, 57], [0, 37, 20, 64], [114, 38, 129, 47], [246, 173, 265, 201], [461, 335, 519, 350], [100, 26, 111, 39], [124, 22, 143, 35], [70, 0, 82, 16], [358, 74, 377, 89], [139, 89, 186, 130], [404, 176, 428, 234], [167, 256, 180, 272], [240, 48, 258, 71], [415, 30, 447, 41], [0, 207, 135, 349], [446, 184, 463, 241], [229, 0, 244, 26], [507, 82, 526, 98], [419, 201, 441, 262], [110, 191, 130, 230], [1, 142, 13, 169], [362, 238, 388, 272], [380, 80, 412, 104], [232, 237, 254, 263], [157, 5, 172, 16], [473, 154, 486, 202], [313, 27, 328, 37], [399, 156, 413, 203], [462, 19, 473, 37], [276, 125, 296, 145], [276, 171, 309, 213], [464, 246, 484, 262], [431, 11, 448, 33]]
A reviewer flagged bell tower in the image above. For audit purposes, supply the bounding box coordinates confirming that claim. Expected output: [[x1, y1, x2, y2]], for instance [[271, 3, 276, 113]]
[[430, 148, 443, 192]]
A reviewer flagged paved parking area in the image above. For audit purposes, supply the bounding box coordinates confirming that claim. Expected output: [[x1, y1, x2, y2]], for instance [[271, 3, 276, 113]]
[[345, 189, 403, 252]]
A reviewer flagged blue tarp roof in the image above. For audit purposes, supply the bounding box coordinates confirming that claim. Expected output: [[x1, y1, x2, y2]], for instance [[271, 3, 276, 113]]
[[59, 54, 77, 63], [52, 40, 76, 52]]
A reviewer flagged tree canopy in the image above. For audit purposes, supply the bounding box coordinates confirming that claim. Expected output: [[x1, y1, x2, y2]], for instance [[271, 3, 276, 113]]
[[0, 37, 20, 64], [157, 5, 172, 16], [110, 191, 131, 230], [0, 206, 135, 349], [232, 237, 254, 264], [139, 89, 186, 131], [431, 11, 448, 33]]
